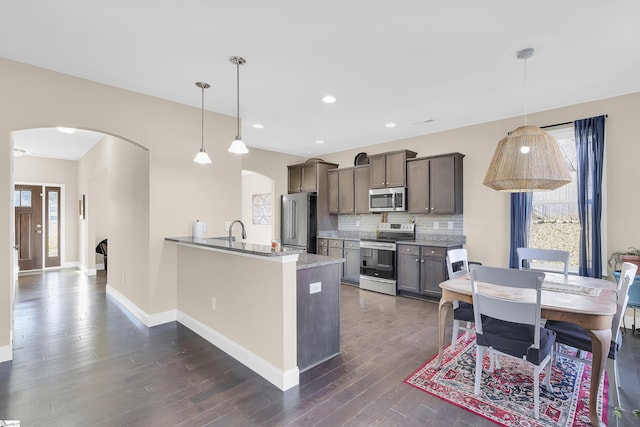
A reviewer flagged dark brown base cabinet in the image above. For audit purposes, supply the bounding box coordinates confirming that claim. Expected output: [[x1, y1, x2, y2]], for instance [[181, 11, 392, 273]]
[[342, 240, 360, 284], [318, 238, 360, 286], [397, 244, 462, 298]]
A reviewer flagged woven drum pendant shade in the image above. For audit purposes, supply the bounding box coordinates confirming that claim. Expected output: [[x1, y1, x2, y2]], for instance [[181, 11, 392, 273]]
[[483, 125, 571, 192]]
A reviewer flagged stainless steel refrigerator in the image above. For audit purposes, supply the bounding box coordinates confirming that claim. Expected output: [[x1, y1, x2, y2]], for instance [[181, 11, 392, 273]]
[[281, 192, 317, 253]]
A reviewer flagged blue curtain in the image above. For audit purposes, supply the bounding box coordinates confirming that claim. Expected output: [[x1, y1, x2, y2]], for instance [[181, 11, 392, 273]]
[[574, 115, 605, 277], [509, 192, 532, 268]]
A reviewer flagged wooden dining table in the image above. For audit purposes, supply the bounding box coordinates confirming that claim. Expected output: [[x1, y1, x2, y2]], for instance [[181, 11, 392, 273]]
[[437, 271, 617, 427]]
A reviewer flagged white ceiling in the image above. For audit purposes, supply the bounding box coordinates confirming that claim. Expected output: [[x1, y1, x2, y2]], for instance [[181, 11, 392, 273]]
[[3, 1, 640, 159]]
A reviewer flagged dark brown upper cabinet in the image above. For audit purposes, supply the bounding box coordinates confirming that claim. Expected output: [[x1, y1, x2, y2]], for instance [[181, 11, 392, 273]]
[[288, 160, 339, 194], [406, 153, 464, 214], [328, 165, 369, 215], [368, 150, 417, 189]]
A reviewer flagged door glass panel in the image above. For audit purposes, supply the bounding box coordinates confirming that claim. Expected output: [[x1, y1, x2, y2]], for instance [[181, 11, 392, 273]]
[[14, 190, 21, 207], [20, 190, 32, 207], [47, 191, 59, 257]]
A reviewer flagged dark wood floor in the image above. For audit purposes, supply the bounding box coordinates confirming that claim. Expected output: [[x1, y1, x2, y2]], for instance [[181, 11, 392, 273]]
[[1, 270, 639, 426]]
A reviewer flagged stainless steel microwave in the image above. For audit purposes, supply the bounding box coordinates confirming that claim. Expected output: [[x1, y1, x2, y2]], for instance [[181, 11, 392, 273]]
[[369, 187, 406, 212]]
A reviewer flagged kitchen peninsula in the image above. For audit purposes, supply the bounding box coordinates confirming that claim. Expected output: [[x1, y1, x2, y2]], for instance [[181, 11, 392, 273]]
[[165, 236, 343, 391]]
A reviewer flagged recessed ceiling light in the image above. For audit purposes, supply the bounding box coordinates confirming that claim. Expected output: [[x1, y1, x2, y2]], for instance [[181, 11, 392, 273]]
[[322, 95, 336, 104], [385, 122, 396, 128], [56, 127, 76, 134], [315, 140, 325, 144], [252, 123, 264, 129]]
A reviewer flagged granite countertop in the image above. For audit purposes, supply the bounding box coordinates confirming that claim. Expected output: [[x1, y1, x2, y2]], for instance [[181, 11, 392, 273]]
[[296, 253, 345, 270], [317, 231, 466, 247], [165, 236, 304, 257]]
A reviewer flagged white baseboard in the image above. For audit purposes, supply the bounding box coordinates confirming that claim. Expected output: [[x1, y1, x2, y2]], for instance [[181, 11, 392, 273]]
[[177, 311, 299, 391], [104, 286, 299, 390], [63, 261, 80, 269], [96, 263, 105, 271], [0, 344, 12, 362], [105, 284, 176, 327]]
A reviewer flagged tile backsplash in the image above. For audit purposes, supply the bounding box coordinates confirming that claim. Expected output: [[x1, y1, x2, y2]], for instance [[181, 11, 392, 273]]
[[337, 212, 463, 236]]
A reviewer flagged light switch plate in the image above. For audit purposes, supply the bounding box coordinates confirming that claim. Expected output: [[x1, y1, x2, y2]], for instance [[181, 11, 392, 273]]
[[448, 221, 454, 229], [433, 222, 439, 230], [224, 221, 231, 231], [310, 282, 321, 294]]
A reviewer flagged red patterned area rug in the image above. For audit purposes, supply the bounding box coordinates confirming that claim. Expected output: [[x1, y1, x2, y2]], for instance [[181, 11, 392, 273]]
[[404, 337, 607, 426]]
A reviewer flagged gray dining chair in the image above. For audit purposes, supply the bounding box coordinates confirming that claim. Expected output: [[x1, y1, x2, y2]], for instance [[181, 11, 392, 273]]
[[446, 249, 474, 346], [471, 266, 555, 420], [545, 261, 638, 407], [517, 247, 570, 276]]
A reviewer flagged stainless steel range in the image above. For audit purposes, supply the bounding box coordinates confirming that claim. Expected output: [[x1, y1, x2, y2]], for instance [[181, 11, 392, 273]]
[[359, 223, 415, 295]]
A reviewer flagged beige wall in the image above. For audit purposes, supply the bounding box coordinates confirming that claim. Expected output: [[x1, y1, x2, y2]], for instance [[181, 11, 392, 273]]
[[321, 93, 640, 272], [78, 135, 150, 308], [242, 172, 275, 245], [13, 156, 80, 264], [176, 245, 297, 374], [1, 57, 241, 353]]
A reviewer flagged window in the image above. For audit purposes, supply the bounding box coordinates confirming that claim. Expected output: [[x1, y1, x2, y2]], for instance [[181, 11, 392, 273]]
[[530, 127, 580, 273]]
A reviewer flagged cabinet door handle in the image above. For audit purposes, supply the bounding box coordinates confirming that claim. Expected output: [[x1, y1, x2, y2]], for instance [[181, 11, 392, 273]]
[[421, 259, 425, 263], [415, 258, 419, 262]]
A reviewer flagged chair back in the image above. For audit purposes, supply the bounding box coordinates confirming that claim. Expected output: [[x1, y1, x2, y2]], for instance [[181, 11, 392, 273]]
[[446, 248, 469, 278], [612, 262, 638, 339], [471, 266, 545, 348], [517, 247, 570, 276]]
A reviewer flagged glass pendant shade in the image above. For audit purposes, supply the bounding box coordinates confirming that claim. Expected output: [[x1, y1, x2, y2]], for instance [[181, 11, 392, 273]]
[[483, 125, 571, 191], [193, 148, 212, 164], [228, 137, 249, 154]]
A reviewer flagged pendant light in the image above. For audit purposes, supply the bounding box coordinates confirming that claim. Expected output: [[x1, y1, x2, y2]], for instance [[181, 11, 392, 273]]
[[483, 48, 571, 192], [193, 81, 212, 164], [228, 56, 249, 154]]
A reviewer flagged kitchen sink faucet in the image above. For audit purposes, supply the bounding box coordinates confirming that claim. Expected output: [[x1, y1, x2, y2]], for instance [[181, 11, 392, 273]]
[[228, 220, 247, 242]]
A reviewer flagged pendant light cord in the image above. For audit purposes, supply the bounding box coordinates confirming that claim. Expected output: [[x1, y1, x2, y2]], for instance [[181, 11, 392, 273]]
[[523, 56, 528, 126], [236, 60, 241, 138], [201, 85, 205, 149]]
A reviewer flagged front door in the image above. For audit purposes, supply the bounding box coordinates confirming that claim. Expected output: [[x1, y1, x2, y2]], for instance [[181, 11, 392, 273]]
[[14, 185, 43, 271]]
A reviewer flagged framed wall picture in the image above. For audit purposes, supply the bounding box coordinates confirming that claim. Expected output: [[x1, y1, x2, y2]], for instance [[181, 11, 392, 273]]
[[252, 193, 272, 225]]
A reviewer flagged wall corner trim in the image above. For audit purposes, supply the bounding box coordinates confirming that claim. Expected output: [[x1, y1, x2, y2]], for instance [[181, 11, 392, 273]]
[[106, 284, 176, 327], [0, 344, 12, 363]]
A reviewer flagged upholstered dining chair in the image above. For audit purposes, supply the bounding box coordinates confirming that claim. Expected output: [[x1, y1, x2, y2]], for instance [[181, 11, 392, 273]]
[[627, 279, 640, 336], [471, 266, 555, 420], [446, 249, 474, 346], [517, 247, 570, 276], [545, 261, 638, 407]]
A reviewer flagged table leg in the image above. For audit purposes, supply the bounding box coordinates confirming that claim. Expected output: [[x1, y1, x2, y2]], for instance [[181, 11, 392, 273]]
[[436, 298, 452, 369], [587, 328, 611, 427]]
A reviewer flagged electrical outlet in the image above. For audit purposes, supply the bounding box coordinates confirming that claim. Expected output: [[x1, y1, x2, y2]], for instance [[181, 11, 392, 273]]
[[309, 282, 321, 294], [224, 221, 231, 231], [355, 220, 360, 227], [448, 221, 454, 229], [121, 273, 125, 284], [433, 222, 439, 230], [211, 297, 216, 312]]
